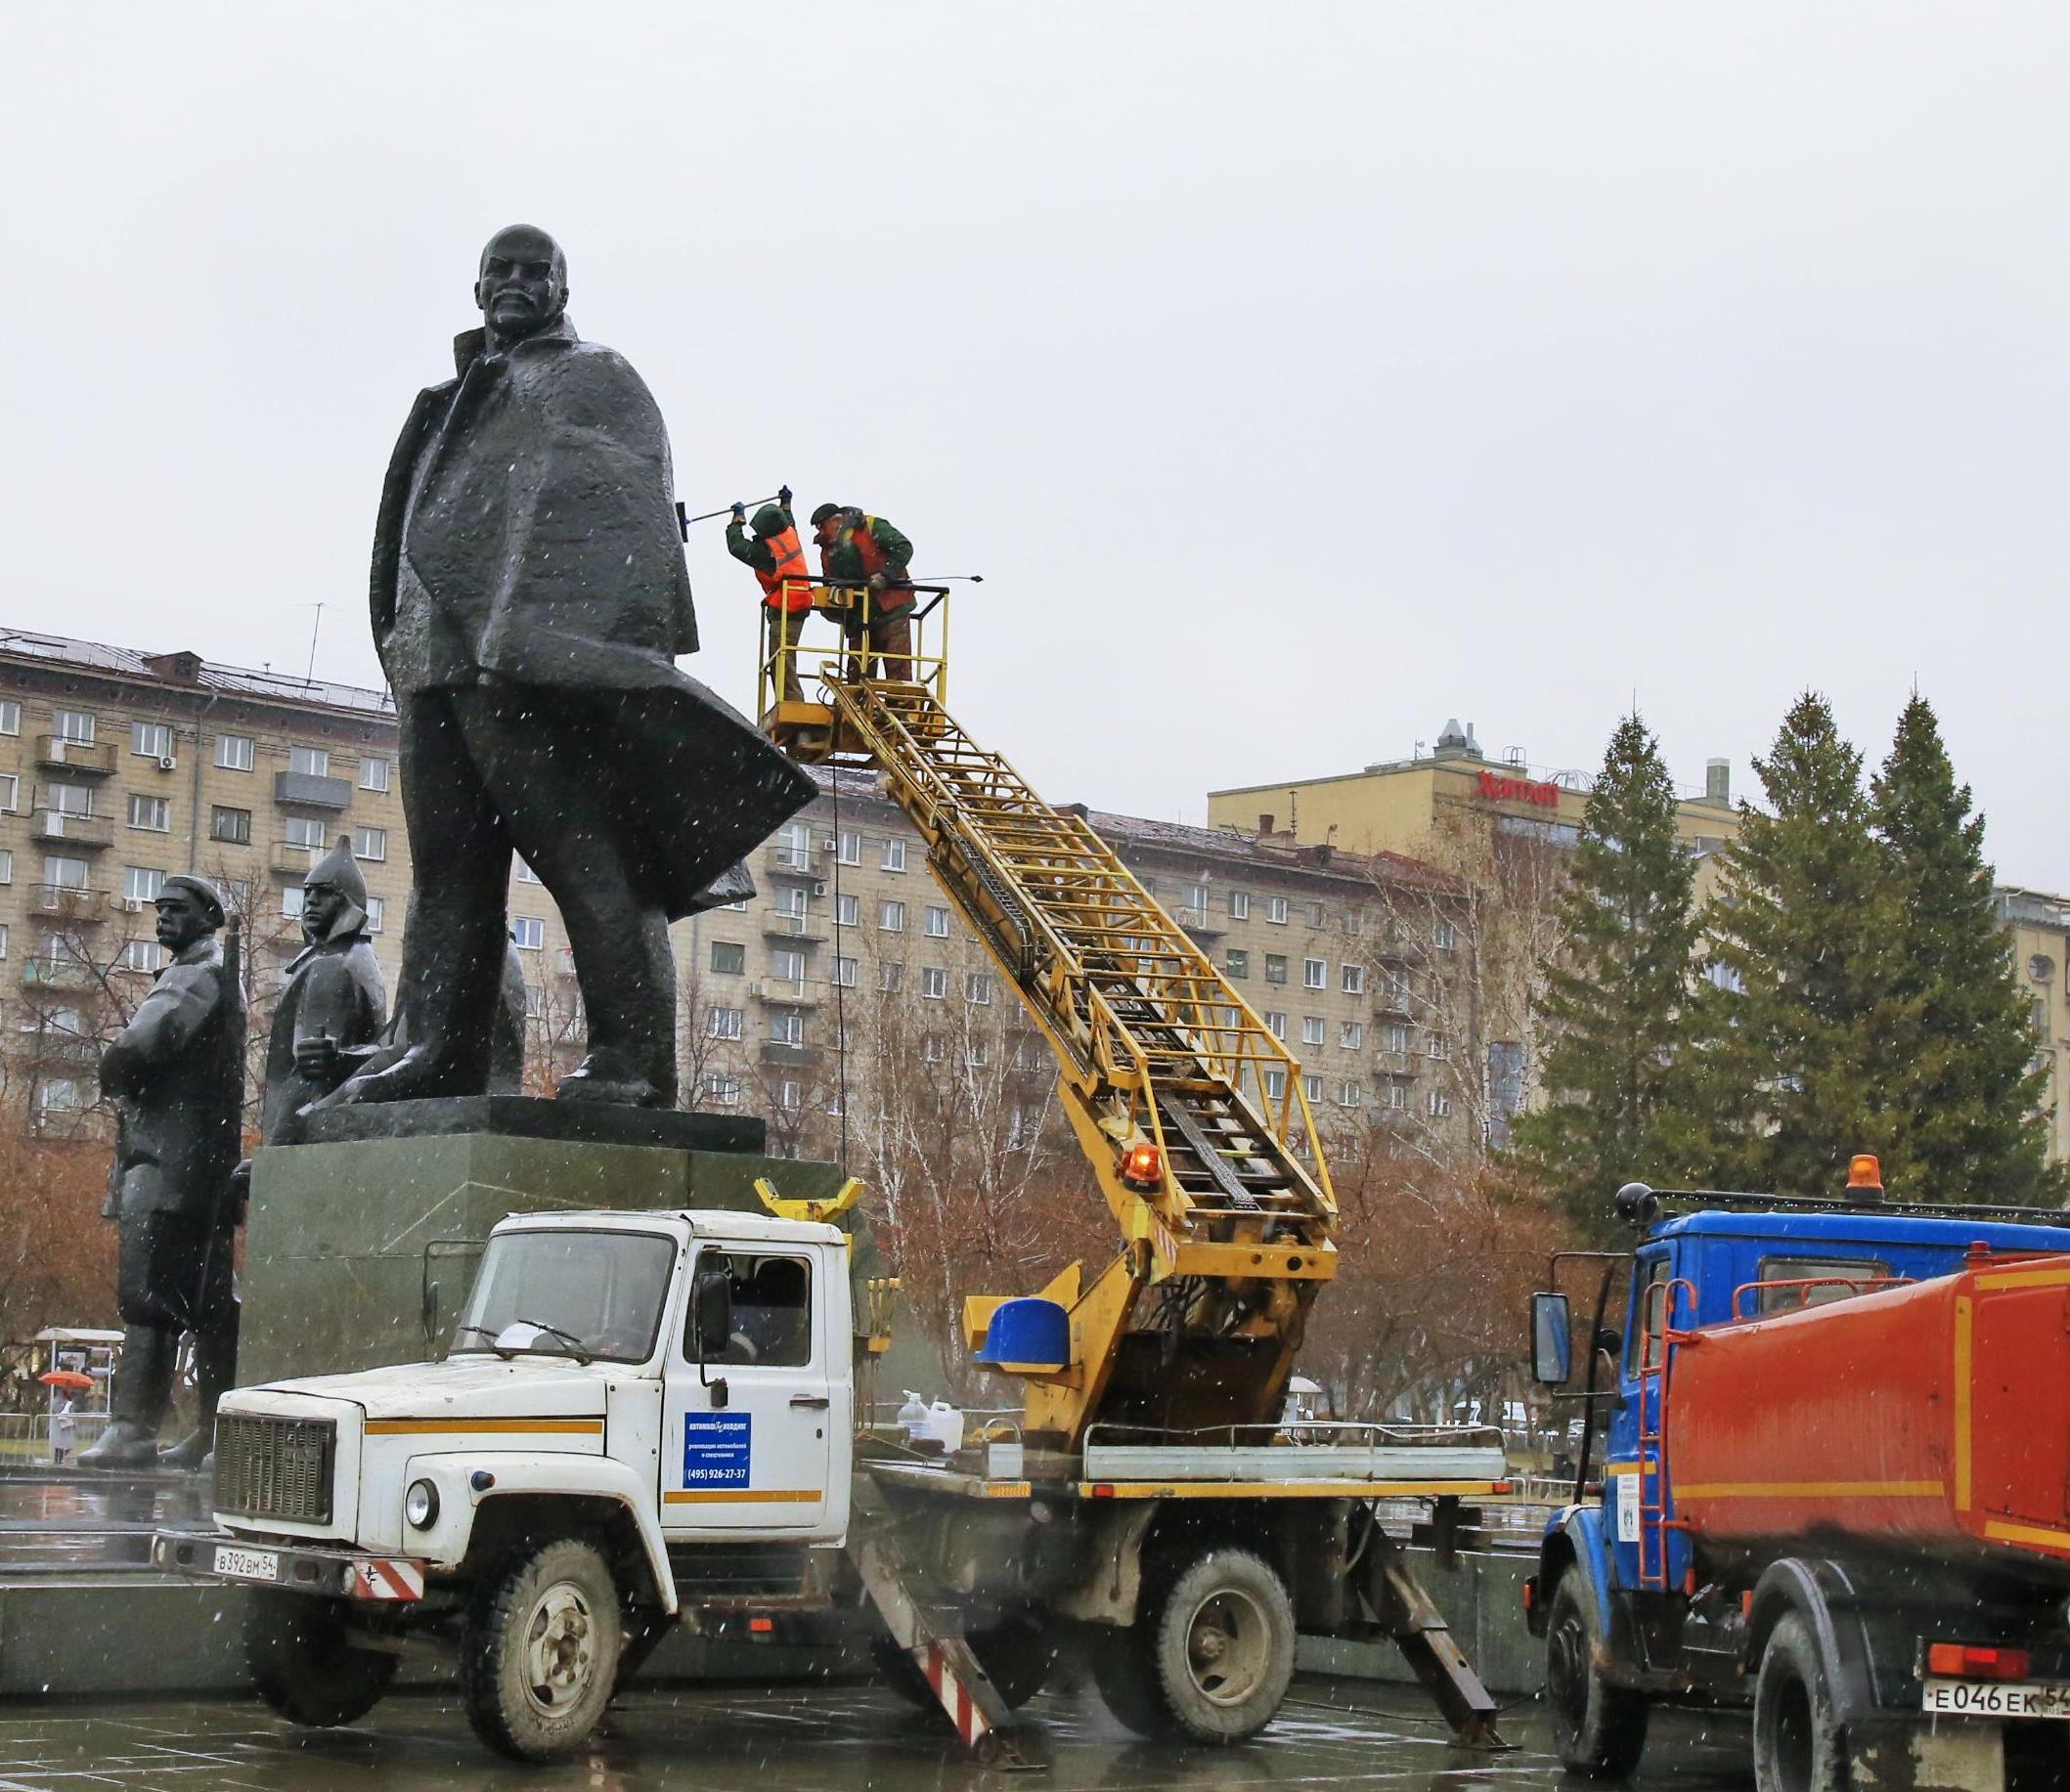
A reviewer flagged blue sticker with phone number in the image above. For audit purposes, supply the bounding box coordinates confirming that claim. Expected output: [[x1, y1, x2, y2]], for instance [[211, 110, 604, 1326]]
[[683, 1413, 751, 1487]]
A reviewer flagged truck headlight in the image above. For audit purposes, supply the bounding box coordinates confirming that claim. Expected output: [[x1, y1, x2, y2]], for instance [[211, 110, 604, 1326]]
[[404, 1479, 440, 1529]]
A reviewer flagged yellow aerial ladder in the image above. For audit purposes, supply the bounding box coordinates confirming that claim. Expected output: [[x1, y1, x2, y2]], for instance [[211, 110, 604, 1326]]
[[758, 586, 1337, 1445]]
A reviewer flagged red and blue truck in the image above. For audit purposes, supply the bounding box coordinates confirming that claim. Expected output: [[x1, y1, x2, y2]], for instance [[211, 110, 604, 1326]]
[[1526, 1159, 2070, 1792]]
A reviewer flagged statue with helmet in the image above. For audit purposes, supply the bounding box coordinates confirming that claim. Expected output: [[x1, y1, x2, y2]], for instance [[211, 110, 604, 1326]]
[[263, 839, 388, 1144]]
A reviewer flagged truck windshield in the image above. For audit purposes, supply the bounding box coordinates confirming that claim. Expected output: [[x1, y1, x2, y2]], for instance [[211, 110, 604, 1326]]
[[454, 1229, 676, 1365]]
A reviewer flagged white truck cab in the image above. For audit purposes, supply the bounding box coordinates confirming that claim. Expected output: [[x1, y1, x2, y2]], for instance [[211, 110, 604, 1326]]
[[158, 1208, 854, 1759]]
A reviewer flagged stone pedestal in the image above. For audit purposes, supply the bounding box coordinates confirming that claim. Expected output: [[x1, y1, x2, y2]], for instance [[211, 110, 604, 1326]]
[[240, 1097, 849, 1386]]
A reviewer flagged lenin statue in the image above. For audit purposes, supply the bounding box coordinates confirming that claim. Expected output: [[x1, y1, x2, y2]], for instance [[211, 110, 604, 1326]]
[[330, 224, 812, 1111], [80, 876, 244, 1468]]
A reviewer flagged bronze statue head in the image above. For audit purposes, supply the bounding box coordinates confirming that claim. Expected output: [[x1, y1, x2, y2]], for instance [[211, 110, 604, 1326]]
[[154, 875, 224, 953], [474, 224, 568, 346]]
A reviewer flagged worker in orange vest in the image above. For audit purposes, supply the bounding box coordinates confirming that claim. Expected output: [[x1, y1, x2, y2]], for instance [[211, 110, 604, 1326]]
[[727, 488, 814, 701], [810, 503, 915, 680]]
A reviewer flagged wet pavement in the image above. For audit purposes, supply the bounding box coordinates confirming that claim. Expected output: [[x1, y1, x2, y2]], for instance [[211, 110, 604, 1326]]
[[0, 1469, 208, 1573], [0, 1680, 1754, 1790]]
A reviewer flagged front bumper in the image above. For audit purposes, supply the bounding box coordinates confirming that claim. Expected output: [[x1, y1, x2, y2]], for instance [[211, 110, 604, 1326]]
[[154, 1528, 427, 1602]]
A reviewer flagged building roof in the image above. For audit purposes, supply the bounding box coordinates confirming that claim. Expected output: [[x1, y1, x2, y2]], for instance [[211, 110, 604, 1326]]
[[0, 627, 395, 721], [1083, 808, 1458, 895]]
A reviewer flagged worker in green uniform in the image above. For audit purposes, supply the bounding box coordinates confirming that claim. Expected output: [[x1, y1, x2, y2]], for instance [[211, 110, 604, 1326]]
[[726, 486, 813, 701], [810, 503, 915, 680]]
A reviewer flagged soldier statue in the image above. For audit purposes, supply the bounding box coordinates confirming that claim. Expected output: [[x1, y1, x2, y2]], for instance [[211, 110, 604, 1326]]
[[264, 840, 387, 1143], [325, 222, 812, 1113], [80, 876, 244, 1469]]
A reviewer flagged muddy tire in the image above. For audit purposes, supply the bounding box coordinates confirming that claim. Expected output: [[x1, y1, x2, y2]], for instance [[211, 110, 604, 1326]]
[[247, 1590, 396, 1727], [1753, 1613, 1846, 1792], [460, 1538, 624, 1761], [1545, 1576, 1648, 1778], [1093, 1548, 1296, 1744]]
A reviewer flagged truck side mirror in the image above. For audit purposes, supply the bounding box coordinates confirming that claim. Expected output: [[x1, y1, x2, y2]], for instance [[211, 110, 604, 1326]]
[[693, 1263, 733, 1363], [1530, 1291, 1572, 1385]]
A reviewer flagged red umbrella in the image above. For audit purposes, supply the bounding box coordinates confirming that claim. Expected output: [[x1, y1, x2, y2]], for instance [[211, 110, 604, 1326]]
[[38, 1371, 93, 1392]]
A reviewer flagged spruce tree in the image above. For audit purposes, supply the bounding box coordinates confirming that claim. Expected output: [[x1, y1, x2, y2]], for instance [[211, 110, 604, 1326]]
[[1701, 693, 1914, 1195], [1870, 694, 2060, 1203], [1516, 715, 1703, 1223]]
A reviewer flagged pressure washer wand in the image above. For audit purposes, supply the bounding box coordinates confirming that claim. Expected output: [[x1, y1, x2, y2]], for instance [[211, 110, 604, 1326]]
[[910, 574, 986, 584], [676, 492, 784, 541]]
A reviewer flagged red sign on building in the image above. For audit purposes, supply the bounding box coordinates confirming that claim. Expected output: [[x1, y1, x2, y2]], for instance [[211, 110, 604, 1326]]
[[1475, 768, 1561, 809]]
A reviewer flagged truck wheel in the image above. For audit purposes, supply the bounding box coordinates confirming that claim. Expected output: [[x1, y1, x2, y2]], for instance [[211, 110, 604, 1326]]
[[246, 1591, 397, 1727], [1094, 1548, 1297, 1744], [1545, 1577, 1648, 1778], [1753, 1614, 1845, 1792], [460, 1538, 625, 1761]]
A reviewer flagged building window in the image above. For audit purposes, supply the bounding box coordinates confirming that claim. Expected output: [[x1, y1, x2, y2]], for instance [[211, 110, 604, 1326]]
[[1264, 953, 1288, 984], [881, 839, 907, 872], [832, 955, 859, 987], [124, 866, 164, 902], [1384, 1080, 1406, 1110], [1226, 948, 1249, 979], [1340, 1079, 1363, 1106], [879, 961, 903, 993], [0, 923, 10, 959], [771, 1008, 805, 1047], [778, 1079, 802, 1112], [924, 905, 950, 939], [921, 1033, 944, 1064], [1385, 1023, 1410, 1055], [515, 857, 543, 884], [706, 1005, 744, 1040], [42, 855, 89, 893], [512, 917, 545, 950], [1265, 1010, 1287, 1039], [1306, 902, 1326, 928], [1341, 1021, 1364, 1050], [365, 896, 384, 933], [38, 1078, 80, 1115], [771, 947, 806, 984], [0, 850, 10, 885], [215, 734, 253, 771], [967, 1040, 989, 1068], [775, 822, 812, 868], [1427, 1030, 1451, 1061], [701, 1074, 741, 1108], [49, 783, 93, 817], [1228, 891, 1252, 920], [1302, 1073, 1324, 1103], [1342, 962, 1365, 994], [1432, 919, 1458, 950], [837, 831, 861, 866], [284, 815, 325, 852], [773, 885, 809, 923], [53, 710, 94, 744], [879, 900, 905, 933], [354, 827, 387, 861], [0, 774, 16, 812], [836, 893, 859, 928], [1266, 896, 1289, 925], [132, 721, 173, 759], [1300, 1016, 1325, 1047], [966, 973, 991, 1005], [1302, 957, 1326, 989], [920, 967, 947, 1000], [1427, 1088, 1452, 1117], [0, 701, 17, 735], [289, 746, 330, 778], [1264, 1068, 1287, 1101], [1184, 883, 1209, 916], [711, 940, 745, 975], [124, 794, 169, 833], [1013, 1035, 1041, 1070], [282, 885, 305, 919], [222, 877, 249, 907], [211, 805, 250, 845], [360, 758, 391, 793], [117, 938, 156, 972]]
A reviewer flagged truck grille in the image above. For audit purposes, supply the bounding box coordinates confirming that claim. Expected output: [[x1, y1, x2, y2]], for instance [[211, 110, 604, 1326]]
[[213, 1415, 336, 1524]]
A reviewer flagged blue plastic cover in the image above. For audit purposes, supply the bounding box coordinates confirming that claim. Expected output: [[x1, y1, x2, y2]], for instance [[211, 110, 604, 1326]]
[[974, 1297, 1070, 1368]]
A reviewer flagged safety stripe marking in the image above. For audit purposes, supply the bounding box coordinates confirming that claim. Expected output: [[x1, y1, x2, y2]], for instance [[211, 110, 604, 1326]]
[[1674, 1479, 1943, 1500], [351, 1557, 425, 1601], [1954, 1294, 1974, 1513], [922, 1642, 990, 1747], [364, 1418, 603, 1435], [1974, 1266, 2070, 1291], [663, 1488, 822, 1505], [1982, 1518, 2070, 1552]]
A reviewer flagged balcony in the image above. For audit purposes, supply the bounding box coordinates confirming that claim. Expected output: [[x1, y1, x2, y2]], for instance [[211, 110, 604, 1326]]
[[21, 958, 95, 990], [1175, 907, 1226, 941], [20, 1030, 101, 1070], [274, 770, 352, 810], [1373, 1052, 1418, 1078], [1373, 986, 1415, 1019], [749, 982, 816, 1008], [761, 918, 828, 945], [269, 840, 323, 878], [27, 884, 106, 923], [30, 810, 112, 849], [34, 736, 115, 776], [764, 845, 820, 883], [760, 1042, 821, 1070]]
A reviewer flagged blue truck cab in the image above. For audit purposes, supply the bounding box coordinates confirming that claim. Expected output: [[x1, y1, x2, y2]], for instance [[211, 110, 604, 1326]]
[[1523, 1180, 2070, 1788]]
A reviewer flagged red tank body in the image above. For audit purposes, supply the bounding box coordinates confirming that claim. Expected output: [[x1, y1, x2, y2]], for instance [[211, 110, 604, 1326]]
[[1663, 1249, 2070, 1571]]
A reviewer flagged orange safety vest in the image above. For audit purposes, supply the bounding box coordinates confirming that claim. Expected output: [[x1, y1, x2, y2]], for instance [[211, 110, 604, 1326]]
[[756, 525, 813, 614], [820, 517, 913, 614]]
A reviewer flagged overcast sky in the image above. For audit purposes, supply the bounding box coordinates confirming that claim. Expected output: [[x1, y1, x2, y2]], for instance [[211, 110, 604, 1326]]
[[4, 5, 2065, 887]]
